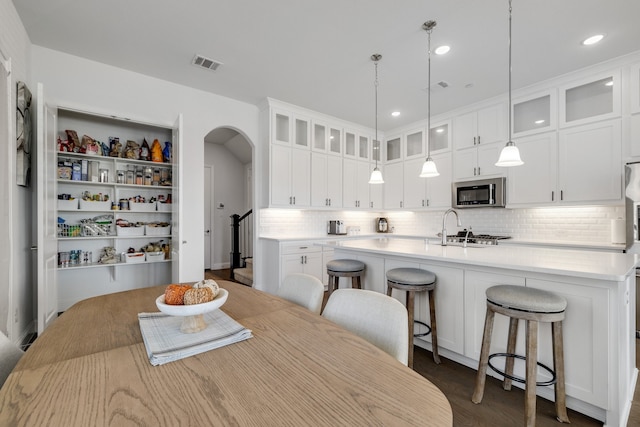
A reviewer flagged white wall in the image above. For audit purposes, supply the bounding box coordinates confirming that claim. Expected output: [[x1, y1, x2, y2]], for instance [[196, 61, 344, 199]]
[[31, 45, 261, 286], [0, 0, 33, 343], [204, 142, 247, 269]]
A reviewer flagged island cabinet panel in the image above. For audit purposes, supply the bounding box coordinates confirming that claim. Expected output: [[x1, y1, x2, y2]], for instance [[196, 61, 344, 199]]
[[463, 270, 526, 361], [525, 278, 609, 408]]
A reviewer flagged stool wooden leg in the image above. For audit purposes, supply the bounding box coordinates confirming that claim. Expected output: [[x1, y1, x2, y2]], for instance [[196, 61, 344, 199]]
[[428, 288, 441, 364], [353, 275, 362, 289], [525, 320, 538, 427], [386, 282, 392, 297], [503, 317, 519, 391], [328, 274, 336, 297], [406, 290, 415, 369], [472, 306, 495, 404], [552, 321, 570, 423]]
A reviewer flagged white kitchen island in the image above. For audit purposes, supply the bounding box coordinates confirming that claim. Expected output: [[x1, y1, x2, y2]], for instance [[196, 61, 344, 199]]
[[318, 237, 638, 427]]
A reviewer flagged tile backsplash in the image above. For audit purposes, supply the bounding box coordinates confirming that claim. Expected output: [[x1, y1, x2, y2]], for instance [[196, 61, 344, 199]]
[[259, 206, 626, 244]]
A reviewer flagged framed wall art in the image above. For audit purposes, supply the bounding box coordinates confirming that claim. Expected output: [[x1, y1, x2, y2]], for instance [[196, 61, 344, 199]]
[[16, 81, 32, 187]]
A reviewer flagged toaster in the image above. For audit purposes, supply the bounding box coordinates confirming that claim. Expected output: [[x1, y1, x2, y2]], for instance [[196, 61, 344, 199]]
[[327, 220, 346, 235]]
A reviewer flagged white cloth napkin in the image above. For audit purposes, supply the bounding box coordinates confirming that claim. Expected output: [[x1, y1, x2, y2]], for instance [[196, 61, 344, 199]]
[[138, 310, 252, 366]]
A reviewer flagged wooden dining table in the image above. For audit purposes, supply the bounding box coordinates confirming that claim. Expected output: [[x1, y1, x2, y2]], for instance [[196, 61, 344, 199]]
[[0, 280, 452, 426]]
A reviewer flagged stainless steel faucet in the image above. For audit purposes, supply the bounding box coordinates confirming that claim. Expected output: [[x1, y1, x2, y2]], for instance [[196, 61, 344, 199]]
[[441, 208, 462, 246]]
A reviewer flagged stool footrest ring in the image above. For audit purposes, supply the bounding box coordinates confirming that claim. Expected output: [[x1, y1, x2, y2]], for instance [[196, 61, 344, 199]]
[[487, 353, 557, 387], [414, 320, 432, 338]]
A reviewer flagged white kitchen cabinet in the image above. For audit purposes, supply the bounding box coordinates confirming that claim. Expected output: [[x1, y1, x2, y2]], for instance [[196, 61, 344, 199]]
[[631, 113, 640, 158], [272, 108, 311, 148], [403, 153, 452, 209], [344, 130, 357, 158], [453, 142, 503, 181], [453, 102, 507, 150], [525, 278, 610, 407], [512, 90, 557, 137], [270, 145, 311, 207], [631, 63, 640, 115], [47, 107, 179, 315], [429, 121, 451, 153], [329, 126, 342, 156], [311, 152, 342, 208], [280, 242, 324, 285], [343, 158, 371, 208], [463, 270, 525, 361], [405, 128, 425, 160], [385, 134, 402, 163], [383, 162, 404, 209], [559, 70, 621, 128], [312, 121, 328, 152], [507, 132, 558, 206], [558, 119, 622, 203], [358, 134, 370, 161]]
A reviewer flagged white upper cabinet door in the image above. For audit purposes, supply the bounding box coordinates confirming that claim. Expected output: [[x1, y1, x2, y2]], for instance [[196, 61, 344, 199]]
[[312, 121, 328, 152], [631, 63, 640, 114], [453, 103, 507, 150], [512, 90, 557, 138], [293, 116, 311, 149], [559, 70, 621, 128], [310, 152, 328, 207], [425, 152, 453, 209], [385, 134, 402, 163], [270, 144, 293, 206], [344, 130, 357, 158], [558, 119, 622, 203], [355, 160, 371, 209], [383, 162, 404, 209], [343, 158, 358, 208], [429, 121, 451, 153], [403, 158, 426, 209], [358, 134, 370, 161], [404, 128, 425, 160], [326, 155, 343, 208], [272, 109, 292, 146], [329, 126, 342, 156], [506, 132, 558, 206], [290, 148, 311, 206], [630, 113, 640, 158]]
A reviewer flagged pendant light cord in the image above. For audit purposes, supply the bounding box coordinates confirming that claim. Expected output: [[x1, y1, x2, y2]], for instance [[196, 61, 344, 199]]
[[373, 55, 380, 169], [427, 24, 432, 160], [508, 0, 512, 144]]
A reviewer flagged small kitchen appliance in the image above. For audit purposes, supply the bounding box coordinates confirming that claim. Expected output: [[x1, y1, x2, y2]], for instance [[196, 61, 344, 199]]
[[327, 220, 346, 235], [376, 217, 389, 233], [453, 177, 506, 208]]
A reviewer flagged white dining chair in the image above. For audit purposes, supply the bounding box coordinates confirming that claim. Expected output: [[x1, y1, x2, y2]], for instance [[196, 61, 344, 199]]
[[0, 331, 24, 387], [322, 288, 409, 365], [277, 273, 325, 315]]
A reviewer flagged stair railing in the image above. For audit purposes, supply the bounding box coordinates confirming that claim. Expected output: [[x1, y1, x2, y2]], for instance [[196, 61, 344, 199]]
[[230, 209, 253, 280]]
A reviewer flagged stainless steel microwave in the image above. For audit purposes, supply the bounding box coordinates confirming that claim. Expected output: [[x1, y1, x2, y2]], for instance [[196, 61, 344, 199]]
[[453, 177, 506, 208]]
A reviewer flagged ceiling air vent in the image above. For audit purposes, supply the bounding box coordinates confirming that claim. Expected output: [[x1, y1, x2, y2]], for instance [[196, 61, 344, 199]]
[[423, 80, 450, 93], [192, 54, 223, 71]]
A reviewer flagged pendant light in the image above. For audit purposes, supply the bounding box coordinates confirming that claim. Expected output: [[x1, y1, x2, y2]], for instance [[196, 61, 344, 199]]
[[369, 53, 384, 184], [496, 0, 524, 167], [420, 20, 440, 178]]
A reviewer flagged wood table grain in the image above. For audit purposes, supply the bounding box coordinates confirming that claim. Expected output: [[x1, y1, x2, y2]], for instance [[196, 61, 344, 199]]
[[0, 281, 452, 426]]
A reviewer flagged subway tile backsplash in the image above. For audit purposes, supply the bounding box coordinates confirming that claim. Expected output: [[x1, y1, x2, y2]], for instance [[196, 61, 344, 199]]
[[260, 206, 626, 245]]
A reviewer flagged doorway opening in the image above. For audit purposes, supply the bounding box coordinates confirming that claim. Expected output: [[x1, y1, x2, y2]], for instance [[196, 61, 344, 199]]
[[203, 127, 254, 286]]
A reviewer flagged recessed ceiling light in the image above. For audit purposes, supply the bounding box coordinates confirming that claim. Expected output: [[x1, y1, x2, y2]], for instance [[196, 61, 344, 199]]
[[391, 111, 401, 117], [582, 34, 604, 46], [435, 45, 450, 55]]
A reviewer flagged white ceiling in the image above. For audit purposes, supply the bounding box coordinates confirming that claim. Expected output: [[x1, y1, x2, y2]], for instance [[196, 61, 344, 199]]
[[12, 0, 640, 132]]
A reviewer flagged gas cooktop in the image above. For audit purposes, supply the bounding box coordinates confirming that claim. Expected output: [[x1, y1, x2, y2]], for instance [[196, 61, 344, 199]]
[[446, 230, 511, 246]]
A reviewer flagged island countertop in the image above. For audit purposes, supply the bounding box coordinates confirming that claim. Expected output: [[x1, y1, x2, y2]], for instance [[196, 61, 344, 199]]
[[318, 237, 638, 281]]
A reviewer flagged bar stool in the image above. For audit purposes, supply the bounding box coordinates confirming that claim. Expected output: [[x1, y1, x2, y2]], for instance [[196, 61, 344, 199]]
[[326, 259, 365, 296], [386, 267, 439, 368], [472, 285, 570, 427]]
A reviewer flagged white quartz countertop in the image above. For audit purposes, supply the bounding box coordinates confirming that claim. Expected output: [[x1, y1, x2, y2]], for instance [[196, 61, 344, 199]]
[[318, 237, 638, 281]]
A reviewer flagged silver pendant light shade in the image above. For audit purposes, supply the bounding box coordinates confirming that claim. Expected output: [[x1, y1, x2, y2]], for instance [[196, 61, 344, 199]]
[[496, 0, 524, 167], [420, 20, 440, 178], [369, 53, 384, 184]]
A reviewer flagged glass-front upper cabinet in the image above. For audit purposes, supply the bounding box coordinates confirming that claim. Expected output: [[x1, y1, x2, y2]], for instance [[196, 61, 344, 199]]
[[404, 128, 425, 160], [386, 135, 402, 163], [329, 127, 342, 155], [344, 130, 357, 158], [512, 90, 557, 137], [429, 120, 450, 153], [312, 122, 328, 152], [559, 70, 621, 127], [631, 63, 640, 114], [273, 110, 291, 145], [293, 116, 310, 148], [371, 139, 382, 162], [358, 135, 370, 161]]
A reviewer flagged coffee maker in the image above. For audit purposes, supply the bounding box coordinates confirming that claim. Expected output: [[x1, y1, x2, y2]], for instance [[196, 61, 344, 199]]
[[376, 217, 389, 233]]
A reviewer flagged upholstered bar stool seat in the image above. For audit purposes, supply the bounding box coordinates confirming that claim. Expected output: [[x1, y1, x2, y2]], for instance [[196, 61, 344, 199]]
[[326, 259, 365, 296], [472, 284, 570, 427], [386, 267, 439, 368]]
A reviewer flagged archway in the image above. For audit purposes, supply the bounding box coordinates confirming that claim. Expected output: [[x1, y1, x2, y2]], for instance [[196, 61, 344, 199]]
[[203, 127, 254, 286]]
